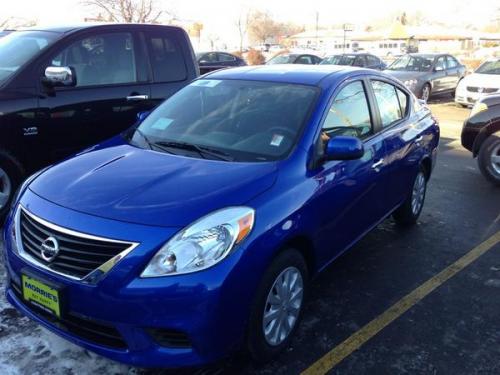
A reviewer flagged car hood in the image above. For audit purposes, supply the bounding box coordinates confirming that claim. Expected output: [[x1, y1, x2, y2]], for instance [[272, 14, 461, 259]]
[[461, 73, 500, 88], [383, 70, 427, 82], [29, 144, 278, 228]]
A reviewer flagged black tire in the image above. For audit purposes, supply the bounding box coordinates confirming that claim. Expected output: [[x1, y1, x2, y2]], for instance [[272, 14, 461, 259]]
[[477, 134, 500, 186], [247, 249, 308, 363], [0, 151, 23, 223], [393, 167, 427, 226], [420, 83, 431, 102]]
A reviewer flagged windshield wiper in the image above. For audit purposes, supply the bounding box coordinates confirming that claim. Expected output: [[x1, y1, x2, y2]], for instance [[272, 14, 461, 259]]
[[131, 128, 154, 150], [129, 129, 179, 155], [155, 141, 234, 161]]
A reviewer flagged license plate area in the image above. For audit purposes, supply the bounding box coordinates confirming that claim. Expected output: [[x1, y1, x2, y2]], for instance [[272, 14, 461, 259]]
[[21, 272, 64, 318]]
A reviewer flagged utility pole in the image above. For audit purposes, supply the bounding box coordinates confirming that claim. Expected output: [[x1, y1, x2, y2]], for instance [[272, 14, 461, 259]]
[[315, 11, 319, 48], [343, 23, 353, 53]]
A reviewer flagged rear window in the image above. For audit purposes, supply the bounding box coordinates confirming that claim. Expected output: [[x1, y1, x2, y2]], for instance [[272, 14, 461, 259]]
[[147, 32, 187, 82]]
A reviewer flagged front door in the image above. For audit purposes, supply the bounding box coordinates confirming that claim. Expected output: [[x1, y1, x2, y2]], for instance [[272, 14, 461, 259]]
[[36, 30, 152, 163], [311, 80, 388, 264]]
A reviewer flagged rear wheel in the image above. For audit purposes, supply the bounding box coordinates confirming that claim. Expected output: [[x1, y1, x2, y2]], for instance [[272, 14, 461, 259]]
[[247, 249, 308, 363], [393, 168, 427, 226], [0, 152, 22, 223], [477, 134, 500, 186]]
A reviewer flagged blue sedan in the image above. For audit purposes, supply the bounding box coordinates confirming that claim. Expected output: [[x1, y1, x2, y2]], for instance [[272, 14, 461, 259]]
[[3, 65, 439, 368]]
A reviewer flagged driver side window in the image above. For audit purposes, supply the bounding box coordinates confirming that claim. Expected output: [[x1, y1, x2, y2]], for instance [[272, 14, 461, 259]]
[[322, 81, 372, 139], [50, 32, 137, 87]]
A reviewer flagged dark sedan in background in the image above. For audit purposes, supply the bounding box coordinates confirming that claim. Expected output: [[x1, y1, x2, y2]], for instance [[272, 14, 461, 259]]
[[385, 53, 466, 101], [461, 94, 500, 185], [320, 52, 386, 70], [196, 51, 246, 74], [266, 53, 322, 65]]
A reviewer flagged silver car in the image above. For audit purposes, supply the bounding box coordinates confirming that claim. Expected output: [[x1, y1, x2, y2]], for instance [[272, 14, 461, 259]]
[[385, 53, 466, 101]]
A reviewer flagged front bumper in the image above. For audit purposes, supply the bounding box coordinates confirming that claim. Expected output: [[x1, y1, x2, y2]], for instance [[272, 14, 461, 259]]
[[3, 190, 262, 368]]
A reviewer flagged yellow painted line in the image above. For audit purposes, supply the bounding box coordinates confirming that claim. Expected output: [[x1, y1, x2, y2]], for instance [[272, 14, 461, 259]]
[[302, 230, 500, 375]]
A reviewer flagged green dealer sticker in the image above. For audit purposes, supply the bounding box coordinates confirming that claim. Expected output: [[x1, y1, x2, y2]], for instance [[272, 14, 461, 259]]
[[22, 274, 61, 318]]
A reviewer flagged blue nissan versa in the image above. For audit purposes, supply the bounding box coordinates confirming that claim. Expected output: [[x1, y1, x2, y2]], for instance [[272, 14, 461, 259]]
[[3, 65, 439, 368]]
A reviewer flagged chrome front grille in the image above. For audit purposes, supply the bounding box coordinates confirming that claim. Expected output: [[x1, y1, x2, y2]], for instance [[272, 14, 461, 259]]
[[18, 208, 138, 280], [466, 86, 498, 94]]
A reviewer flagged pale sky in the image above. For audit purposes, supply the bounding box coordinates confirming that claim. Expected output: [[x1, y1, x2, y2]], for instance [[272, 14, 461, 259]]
[[2, 0, 499, 47]]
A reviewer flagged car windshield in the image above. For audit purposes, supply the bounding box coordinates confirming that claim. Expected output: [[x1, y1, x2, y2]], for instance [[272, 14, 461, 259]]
[[128, 79, 318, 162], [475, 60, 500, 75], [387, 55, 434, 72], [0, 31, 59, 84], [267, 54, 295, 64]]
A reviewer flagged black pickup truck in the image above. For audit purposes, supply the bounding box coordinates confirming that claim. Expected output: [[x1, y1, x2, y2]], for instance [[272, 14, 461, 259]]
[[0, 24, 199, 219]]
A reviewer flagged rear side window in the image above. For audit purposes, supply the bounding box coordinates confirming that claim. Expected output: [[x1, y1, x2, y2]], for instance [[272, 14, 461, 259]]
[[322, 81, 372, 139], [219, 53, 235, 62], [447, 56, 458, 68], [371, 80, 405, 127], [296, 55, 313, 64], [366, 55, 380, 67], [147, 32, 187, 82]]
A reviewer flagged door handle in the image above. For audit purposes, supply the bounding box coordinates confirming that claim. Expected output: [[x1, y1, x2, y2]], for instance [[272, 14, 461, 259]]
[[126, 95, 149, 101], [415, 135, 423, 143], [372, 159, 384, 171]]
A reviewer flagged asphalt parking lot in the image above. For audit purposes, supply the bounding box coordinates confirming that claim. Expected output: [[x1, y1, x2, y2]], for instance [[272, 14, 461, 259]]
[[1, 98, 499, 375]]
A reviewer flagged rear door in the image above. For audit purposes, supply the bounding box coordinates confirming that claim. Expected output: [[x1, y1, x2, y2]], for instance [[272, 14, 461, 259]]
[[446, 55, 461, 89], [368, 78, 421, 210], [36, 29, 152, 162], [144, 28, 193, 107]]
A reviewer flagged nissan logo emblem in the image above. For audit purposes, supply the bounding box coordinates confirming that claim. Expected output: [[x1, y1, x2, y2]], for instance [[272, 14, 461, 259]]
[[41, 236, 60, 262]]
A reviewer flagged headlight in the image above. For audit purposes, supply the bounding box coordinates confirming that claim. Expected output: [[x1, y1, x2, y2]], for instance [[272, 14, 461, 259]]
[[141, 207, 255, 277], [8, 167, 49, 215], [470, 102, 488, 118], [404, 79, 417, 88]]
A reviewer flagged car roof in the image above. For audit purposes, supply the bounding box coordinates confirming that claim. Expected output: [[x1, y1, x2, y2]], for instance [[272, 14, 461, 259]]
[[203, 65, 374, 86], [18, 23, 183, 34], [408, 53, 445, 58]]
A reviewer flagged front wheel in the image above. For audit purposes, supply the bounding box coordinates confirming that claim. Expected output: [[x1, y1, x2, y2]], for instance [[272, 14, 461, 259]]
[[393, 168, 427, 226], [247, 249, 308, 363], [477, 134, 500, 186], [0, 153, 22, 223], [420, 84, 431, 102]]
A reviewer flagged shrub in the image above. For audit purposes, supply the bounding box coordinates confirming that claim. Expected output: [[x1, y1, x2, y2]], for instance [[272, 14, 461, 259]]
[[246, 48, 266, 65]]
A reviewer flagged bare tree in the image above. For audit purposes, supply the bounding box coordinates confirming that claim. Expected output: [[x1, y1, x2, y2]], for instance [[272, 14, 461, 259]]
[[81, 0, 174, 23], [235, 10, 250, 52], [0, 17, 37, 29], [248, 10, 278, 45]]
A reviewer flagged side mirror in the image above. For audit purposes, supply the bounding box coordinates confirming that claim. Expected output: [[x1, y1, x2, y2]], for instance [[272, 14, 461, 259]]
[[136, 111, 150, 122], [324, 136, 364, 161], [434, 66, 444, 72], [42, 66, 76, 87]]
